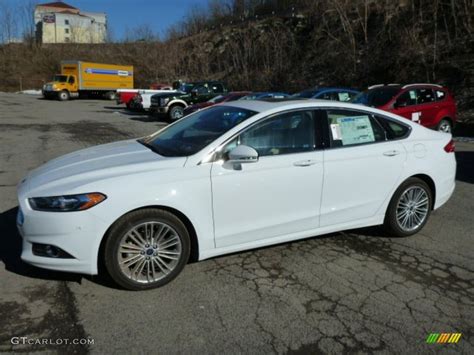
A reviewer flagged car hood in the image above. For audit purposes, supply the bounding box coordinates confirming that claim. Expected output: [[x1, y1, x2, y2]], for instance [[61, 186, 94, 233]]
[[19, 139, 187, 197]]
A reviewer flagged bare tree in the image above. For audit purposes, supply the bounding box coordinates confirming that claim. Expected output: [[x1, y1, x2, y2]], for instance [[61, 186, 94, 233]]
[[0, 1, 19, 43]]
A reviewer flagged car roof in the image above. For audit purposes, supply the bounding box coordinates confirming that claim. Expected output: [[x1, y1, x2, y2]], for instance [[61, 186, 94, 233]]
[[220, 98, 368, 112]]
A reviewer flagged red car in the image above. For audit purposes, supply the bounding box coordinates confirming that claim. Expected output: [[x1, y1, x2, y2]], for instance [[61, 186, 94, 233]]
[[352, 83, 457, 133], [183, 91, 251, 116], [117, 90, 139, 109]]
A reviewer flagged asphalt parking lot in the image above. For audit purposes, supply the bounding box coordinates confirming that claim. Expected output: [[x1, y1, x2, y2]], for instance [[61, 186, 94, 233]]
[[0, 92, 472, 354]]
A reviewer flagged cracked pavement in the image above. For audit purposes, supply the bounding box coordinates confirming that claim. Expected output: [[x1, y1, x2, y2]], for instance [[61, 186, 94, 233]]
[[0, 92, 472, 354]]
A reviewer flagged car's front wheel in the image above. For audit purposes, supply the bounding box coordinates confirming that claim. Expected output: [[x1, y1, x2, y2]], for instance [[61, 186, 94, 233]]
[[58, 90, 70, 101], [104, 209, 190, 290], [168, 105, 184, 121], [384, 177, 433, 237]]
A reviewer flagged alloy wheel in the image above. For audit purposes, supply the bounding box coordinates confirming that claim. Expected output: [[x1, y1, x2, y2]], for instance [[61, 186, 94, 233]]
[[396, 186, 429, 232], [438, 121, 452, 133], [117, 221, 182, 283]]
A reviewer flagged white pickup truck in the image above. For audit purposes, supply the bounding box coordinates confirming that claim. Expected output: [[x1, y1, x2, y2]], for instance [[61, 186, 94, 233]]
[[117, 89, 177, 110], [136, 90, 181, 111]]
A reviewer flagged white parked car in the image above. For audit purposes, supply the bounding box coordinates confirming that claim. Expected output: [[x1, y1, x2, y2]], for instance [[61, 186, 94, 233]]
[[17, 100, 456, 290]]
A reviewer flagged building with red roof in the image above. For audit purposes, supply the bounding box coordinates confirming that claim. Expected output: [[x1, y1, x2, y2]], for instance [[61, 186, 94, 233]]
[[35, 1, 107, 44]]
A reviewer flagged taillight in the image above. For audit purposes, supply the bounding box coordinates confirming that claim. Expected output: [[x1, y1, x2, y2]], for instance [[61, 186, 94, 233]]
[[444, 139, 455, 153]]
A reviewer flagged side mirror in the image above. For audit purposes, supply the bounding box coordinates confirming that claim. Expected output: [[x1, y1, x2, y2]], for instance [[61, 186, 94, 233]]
[[227, 145, 259, 164]]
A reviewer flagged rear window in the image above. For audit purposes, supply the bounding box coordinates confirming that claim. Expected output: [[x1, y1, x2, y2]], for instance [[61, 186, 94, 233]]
[[436, 90, 447, 101], [352, 87, 400, 107]]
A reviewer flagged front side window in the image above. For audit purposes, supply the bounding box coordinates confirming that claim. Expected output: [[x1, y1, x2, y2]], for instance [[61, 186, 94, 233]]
[[326, 109, 385, 147], [225, 110, 316, 157], [395, 90, 417, 107], [194, 85, 210, 95], [139, 106, 256, 157], [68, 76, 75, 84]]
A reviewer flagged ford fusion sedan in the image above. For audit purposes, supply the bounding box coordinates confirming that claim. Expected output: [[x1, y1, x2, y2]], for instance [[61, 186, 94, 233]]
[[17, 100, 456, 290]]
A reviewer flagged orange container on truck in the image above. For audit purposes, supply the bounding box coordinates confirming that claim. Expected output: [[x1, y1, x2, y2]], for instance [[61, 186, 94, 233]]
[[42, 61, 134, 100]]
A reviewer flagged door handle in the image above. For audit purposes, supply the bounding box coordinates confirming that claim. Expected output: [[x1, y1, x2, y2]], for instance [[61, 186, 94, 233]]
[[383, 150, 401, 157], [293, 159, 318, 167]]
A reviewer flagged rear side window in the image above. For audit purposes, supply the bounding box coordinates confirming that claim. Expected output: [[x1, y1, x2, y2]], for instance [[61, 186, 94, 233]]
[[326, 109, 385, 147], [375, 115, 410, 140], [416, 88, 435, 104]]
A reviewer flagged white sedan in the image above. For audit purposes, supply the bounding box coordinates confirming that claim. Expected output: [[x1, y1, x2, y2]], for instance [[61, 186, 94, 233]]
[[17, 100, 456, 290]]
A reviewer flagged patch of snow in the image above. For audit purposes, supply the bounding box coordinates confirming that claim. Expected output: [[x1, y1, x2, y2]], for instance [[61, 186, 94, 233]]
[[17, 89, 42, 95]]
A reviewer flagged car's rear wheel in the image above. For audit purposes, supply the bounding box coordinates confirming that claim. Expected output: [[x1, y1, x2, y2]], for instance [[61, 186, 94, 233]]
[[168, 105, 185, 121], [104, 209, 190, 290], [437, 119, 452, 133], [384, 177, 432, 237]]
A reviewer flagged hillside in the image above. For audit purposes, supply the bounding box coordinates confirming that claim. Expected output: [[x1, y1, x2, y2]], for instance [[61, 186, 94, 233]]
[[0, 1, 472, 121]]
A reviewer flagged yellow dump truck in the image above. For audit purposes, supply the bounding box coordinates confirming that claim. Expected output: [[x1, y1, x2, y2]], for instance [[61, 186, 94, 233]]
[[42, 61, 134, 100]]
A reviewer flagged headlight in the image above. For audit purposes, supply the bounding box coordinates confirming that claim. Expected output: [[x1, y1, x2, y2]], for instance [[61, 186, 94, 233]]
[[160, 97, 170, 106], [28, 193, 106, 212]]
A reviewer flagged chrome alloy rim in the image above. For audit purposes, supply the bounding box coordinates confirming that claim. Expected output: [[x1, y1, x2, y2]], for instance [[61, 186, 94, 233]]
[[117, 222, 182, 283], [171, 108, 183, 120], [396, 186, 429, 232], [438, 121, 451, 133]]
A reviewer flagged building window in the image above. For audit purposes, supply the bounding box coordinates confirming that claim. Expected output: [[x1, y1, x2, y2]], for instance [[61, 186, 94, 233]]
[[65, 28, 69, 34], [65, 37, 70, 42], [65, 19, 69, 25]]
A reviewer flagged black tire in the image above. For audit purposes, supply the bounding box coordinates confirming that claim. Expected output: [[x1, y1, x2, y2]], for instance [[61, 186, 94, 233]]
[[437, 118, 452, 133], [58, 90, 70, 101], [168, 105, 185, 121], [104, 208, 191, 291], [384, 177, 433, 237]]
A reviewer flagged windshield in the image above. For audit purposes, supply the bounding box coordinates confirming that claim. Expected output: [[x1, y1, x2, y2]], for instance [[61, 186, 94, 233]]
[[53, 75, 68, 82], [352, 87, 400, 107], [292, 90, 318, 98], [139, 106, 257, 157]]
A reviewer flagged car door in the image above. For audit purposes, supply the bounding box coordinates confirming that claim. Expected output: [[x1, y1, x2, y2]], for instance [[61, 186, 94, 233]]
[[320, 108, 407, 227], [392, 89, 420, 122], [211, 110, 324, 248], [415, 88, 438, 127]]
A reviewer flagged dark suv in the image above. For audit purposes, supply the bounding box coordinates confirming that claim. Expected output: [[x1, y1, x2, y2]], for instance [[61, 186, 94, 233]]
[[352, 83, 457, 132], [149, 81, 228, 120]]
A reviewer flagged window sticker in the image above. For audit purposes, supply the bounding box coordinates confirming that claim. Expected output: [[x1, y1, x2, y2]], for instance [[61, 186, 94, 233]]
[[409, 91, 416, 100], [337, 115, 375, 145], [330, 123, 342, 140], [338, 92, 350, 102], [411, 112, 421, 122]]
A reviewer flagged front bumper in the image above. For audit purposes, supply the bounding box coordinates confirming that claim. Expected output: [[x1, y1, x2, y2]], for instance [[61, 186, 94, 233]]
[[149, 104, 169, 114], [17, 202, 109, 275]]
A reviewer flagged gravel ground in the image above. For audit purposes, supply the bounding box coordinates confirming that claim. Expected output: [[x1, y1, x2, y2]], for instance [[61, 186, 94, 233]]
[[0, 92, 472, 354]]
